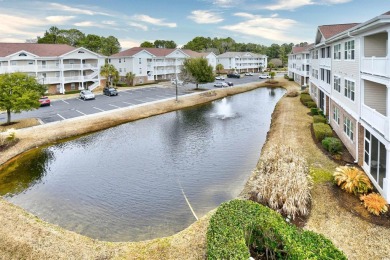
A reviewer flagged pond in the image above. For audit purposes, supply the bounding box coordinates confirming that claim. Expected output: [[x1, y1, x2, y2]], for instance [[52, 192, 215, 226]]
[[0, 87, 285, 242]]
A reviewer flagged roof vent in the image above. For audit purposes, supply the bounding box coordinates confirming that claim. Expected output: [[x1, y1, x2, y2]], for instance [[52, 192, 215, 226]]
[[19, 53, 27, 56], [78, 51, 85, 53]]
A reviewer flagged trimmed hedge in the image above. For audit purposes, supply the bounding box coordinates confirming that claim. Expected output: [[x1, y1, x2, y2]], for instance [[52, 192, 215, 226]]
[[207, 199, 346, 259], [300, 94, 312, 105], [322, 137, 343, 155], [313, 115, 327, 123], [311, 107, 319, 115], [313, 123, 333, 141], [306, 101, 317, 108]]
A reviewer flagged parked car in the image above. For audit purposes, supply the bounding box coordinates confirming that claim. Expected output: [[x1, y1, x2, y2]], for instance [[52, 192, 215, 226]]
[[214, 82, 229, 88], [215, 76, 225, 80], [39, 96, 51, 106], [103, 87, 118, 96], [227, 73, 240, 78], [227, 81, 234, 86], [245, 72, 253, 76], [259, 74, 271, 79], [80, 90, 95, 100]]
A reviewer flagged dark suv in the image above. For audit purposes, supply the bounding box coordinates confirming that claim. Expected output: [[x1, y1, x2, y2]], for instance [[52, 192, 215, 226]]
[[227, 73, 240, 78], [103, 87, 118, 96]]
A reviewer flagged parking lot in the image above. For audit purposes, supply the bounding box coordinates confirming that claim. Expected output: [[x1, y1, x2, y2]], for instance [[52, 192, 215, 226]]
[[0, 73, 278, 124]]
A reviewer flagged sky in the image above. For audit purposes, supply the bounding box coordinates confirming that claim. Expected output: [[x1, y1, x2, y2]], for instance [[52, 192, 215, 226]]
[[1, 0, 389, 49]]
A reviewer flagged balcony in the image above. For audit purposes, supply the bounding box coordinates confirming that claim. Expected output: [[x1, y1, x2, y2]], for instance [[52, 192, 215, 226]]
[[64, 76, 82, 82], [361, 57, 389, 77], [362, 104, 389, 139], [37, 64, 60, 71], [8, 65, 36, 72], [63, 64, 82, 70], [44, 77, 61, 84]]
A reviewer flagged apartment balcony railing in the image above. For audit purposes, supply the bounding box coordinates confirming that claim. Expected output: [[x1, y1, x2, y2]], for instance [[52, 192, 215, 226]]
[[5, 65, 36, 72], [361, 104, 389, 139], [63, 64, 82, 70], [361, 57, 390, 78], [37, 65, 60, 70], [44, 77, 61, 84]]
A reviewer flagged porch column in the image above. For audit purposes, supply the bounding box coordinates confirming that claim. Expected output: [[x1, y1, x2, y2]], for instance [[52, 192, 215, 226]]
[[383, 147, 390, 202]]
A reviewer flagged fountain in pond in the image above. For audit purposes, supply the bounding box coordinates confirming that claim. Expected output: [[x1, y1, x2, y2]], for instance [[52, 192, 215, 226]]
[[211, 98, 237, 119]]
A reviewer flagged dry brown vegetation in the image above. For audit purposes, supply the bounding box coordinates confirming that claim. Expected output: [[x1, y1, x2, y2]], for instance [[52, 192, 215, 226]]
[[2, 79, 390, 259]]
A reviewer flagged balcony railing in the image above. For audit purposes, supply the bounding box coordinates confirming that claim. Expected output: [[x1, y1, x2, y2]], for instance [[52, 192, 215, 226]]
[[37, 65, 60, 70], [361, 104, 389, 138], [361, 57, 389, 77], [44, 77, 61, 84], [63, 64, 82, 69], [7, 65, 36, 72]]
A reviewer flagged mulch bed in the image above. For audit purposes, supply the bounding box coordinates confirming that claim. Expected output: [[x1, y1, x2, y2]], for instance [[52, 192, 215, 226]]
[[0, 139, 19, 153]]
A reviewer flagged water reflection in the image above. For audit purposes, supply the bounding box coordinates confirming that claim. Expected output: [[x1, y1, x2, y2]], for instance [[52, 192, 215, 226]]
[[0, 87, 286, 241], [0, 149, 54, 196]]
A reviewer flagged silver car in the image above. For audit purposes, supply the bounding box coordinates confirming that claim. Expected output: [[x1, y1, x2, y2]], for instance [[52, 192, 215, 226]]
[[80, 90, 95, 100]]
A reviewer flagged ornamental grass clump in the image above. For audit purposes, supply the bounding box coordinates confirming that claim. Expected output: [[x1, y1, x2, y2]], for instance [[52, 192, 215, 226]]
[[333, 166, 373, 195], [0, 128, 16, 147], [360, 193, 389, 216], [251, 145, 312, 219]]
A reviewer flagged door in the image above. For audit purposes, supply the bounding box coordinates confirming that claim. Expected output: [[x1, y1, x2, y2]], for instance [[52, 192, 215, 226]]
[[319, 90, 325, 111]]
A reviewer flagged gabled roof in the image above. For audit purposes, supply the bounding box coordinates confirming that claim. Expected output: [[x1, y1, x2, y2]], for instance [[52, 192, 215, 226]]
[[291, 43, 314, 54], [0, 43, 76, 57], [318, 23, 359, 40], [111, 47, 180, 58]]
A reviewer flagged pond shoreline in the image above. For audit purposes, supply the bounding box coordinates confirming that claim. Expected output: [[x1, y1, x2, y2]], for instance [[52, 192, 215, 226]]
[[0, 81, 284, 259]]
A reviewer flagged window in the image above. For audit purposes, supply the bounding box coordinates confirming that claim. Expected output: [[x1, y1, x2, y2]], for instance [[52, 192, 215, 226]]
[[11, 61, 16, 66], [334, 44, 341, 60], [124, 58, 126, 62], [312, 69, 318, 79], [326, 46, 331, 58], [119, 68, 122, 72], [344, 40, 355, 60], [139, 68, 142, 74], [333, 106, 340, 125], [124, 68, 126, 72], [320, 68, 325, 81], [344, 80, 355, 101], [333, 76, 340, 92], [119, 59, 121, 63], [344, 116, 354, 140], [326, 70, 331, 84], [139, 58, 141, 64], [28, 61, 33, 65], [69, 59, 74, 64], [108, 59, 111, 63], [71, 83, 76, 90], [321, 48, 325, 58]]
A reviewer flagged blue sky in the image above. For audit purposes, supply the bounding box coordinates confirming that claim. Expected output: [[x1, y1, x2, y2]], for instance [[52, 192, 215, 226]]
[[1, 0, 389, 49]]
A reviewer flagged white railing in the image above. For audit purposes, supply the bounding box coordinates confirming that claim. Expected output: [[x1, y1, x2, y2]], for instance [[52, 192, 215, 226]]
[[8, 65, 36, 72], [37, 65, 59, 70], [361, 57, 389, 77], [83, 64, 98, 69], [44, 77, 61, 84], [361, 104, 388, 138], [84, 71, 99, 80], [63, 64, 82, 69], [88, 81, 100, 91], [64, 76, 82, 82]]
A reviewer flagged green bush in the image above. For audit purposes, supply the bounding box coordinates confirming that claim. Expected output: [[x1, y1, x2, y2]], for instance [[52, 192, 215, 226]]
[[300, 94, 312, 105], [288, 77, 294, 81], [311, 108, 319, 115], [313, 123, 333, 141], [322, 137, 343, 155], [313, 115, 327, 123], [207, 199, 346, 259], [306, 101, 317, 108]]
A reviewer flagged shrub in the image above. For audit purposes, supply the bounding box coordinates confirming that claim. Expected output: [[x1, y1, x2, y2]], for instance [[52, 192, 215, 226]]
[[284, 74, 289, 79], [286, 90, 299, 97], [322, 137, 343, 155], [313, 115, 327, 123], [251, 145, 311, 219], [333, 166, 373, 195], [360, 193, 389, 216], [313, 123, 333, 141], [207, 199, 346, 259], [306, 101, 317, 108], [311, 108, 319, 115], [0, 129, 16, 147], [300, 94, 312, 105], [288, 77, 294, 81]]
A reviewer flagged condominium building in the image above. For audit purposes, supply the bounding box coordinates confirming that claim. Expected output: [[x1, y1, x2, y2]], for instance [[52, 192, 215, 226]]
[[288, 44, 313, 87], [0, 43, 105, 94], [109, 47, 217, 85], [291, 11, 390, 201], [217, 52, 267, 73]]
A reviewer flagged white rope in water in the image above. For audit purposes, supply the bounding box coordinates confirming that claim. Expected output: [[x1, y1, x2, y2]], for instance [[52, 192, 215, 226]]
[[175, 176, 198, 221]]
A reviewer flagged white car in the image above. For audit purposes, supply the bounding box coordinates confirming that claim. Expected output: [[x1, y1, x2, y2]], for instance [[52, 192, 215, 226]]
[[80, 90, 95, 100], [214, 82, 229, 88], [215, 76, 225, 80], [259, 74, 271, 79], [245, 72, 253, 76]]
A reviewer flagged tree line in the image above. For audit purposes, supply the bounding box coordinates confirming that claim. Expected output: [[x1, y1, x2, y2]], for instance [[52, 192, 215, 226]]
[[33, 27, 308, 65]]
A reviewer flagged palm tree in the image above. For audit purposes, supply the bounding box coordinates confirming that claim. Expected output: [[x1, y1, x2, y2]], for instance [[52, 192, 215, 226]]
[[216, 63, 224, 75], [100, 63, 117, 87], [125, 72, 136, 86]]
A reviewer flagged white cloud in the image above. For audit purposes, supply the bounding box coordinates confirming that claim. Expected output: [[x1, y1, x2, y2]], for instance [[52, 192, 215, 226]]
[[263, 0, 352, 11], [128, 22, 148, 31], [220, 13, 304, 43], [0, 14, 45, 38], [74, 21, 96, 27], [188, 10, 223, 24], [213, 0, 240, 8], [132, 14, 176, 28], [102, 20, 117, 26], [119, 39, 141, 49], [46, 16, 75, 23], [49, 3, 112, 16]]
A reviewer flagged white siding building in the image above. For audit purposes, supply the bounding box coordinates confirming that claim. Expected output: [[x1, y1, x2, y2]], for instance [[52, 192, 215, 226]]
[[307, 11, 390, 201], [217, 52, 267, 73], [288, 44, 313, 87], [0, 43, 105, 94], [109, 47, 217, 85]]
